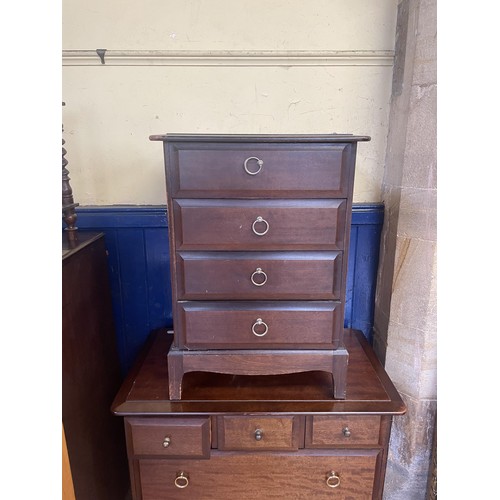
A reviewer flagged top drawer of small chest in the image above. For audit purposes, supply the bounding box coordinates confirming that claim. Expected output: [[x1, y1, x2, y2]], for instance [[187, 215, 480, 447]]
[[165, 142, 353, 198]]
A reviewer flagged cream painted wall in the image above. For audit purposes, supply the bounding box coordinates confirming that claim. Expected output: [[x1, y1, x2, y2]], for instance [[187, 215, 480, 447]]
[[62, 0, 398, 205]]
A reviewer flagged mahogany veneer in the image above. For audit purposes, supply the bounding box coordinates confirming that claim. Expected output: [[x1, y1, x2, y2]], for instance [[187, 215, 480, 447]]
[[150, 133, 370, 399], [112, 328, 405, 499], [63, 232, 129, 500]]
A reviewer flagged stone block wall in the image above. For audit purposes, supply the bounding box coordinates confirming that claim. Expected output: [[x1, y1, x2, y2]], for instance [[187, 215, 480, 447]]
[[373, 0, 437, 498]]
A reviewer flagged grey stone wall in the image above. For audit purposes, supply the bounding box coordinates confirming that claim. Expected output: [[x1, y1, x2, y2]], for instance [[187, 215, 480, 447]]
[[373, 0, 437, 498]]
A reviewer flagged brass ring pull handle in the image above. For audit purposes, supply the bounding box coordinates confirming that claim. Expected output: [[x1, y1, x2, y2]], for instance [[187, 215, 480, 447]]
[[162, 436, 171, 448], [244, 156, 264, 175], [174, 472, 189, 489], [250, 268, 267, 287], [326, 471, 341, 488], [252, 318, 268, 337], [252, 216, 269, 236], [342, 427, 351, 438], [254, 429, 263, 441]]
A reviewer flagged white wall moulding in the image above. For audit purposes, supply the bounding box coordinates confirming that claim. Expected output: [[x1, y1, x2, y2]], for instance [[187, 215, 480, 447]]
[[62, 50, 394, 67]]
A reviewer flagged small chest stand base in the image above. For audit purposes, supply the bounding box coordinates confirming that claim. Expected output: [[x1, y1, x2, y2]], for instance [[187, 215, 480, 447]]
[[168, 346, 349, 400]]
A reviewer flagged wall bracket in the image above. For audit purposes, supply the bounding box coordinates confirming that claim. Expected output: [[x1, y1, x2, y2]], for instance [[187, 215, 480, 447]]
[[96, 48, 106, 64]]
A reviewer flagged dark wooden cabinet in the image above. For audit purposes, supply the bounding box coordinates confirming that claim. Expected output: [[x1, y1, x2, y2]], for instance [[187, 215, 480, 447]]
[[112, 328, 405, 499], [111, 132, 403, 499], [62, 232, 129, 500], [150, 133, 370, 400]]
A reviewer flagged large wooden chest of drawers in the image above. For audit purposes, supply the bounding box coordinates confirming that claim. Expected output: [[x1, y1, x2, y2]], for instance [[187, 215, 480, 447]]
[[150, 134, 370, 400], [112, 328, 405, 499]]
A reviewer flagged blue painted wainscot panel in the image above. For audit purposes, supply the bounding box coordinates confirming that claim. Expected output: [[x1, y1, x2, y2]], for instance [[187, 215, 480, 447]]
[[71, 204, 383, 374]]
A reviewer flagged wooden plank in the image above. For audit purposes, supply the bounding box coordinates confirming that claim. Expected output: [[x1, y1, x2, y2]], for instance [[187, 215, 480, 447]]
[[344, 224, 359, 331], [62, 425, 75, 500], [116, 228, 150, 370], [144, 227, 172, 329], [351, 224, 382, 342]]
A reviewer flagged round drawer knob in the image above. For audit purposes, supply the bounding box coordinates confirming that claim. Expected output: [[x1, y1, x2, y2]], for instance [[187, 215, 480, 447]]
[[342, 427, 351, 438], [244, 156, 264, 175], [174, 472, 189, 489], [162, 436, 171, 448], [326, 471, 341, 488], [251, 268, 267, 287], [252, 216, 269, 236], [254, 429, 263, 441], [252, 318, 268, 337]]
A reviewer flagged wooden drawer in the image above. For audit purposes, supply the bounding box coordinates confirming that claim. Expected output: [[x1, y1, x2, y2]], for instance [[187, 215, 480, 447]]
[[172, 199, 346, 251], [177, 301, 342, 349], [305, 415, 381, 448], [217, 416, 304, 451], [166, 142, 351, 198], [125, 418, 211, 458], [176, 251, 342, 300], [138, 451, 378, 499]]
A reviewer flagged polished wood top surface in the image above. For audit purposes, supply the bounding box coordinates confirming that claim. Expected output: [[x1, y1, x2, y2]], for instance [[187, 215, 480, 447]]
[[112, 329, 405, 416], [62, 231, 104, 260], [149, 133, 371, 143]]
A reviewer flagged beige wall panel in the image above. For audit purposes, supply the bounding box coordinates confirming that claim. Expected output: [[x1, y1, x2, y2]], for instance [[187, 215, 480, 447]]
[[62, 65, 392, 205], [63, 0, 397, 51]]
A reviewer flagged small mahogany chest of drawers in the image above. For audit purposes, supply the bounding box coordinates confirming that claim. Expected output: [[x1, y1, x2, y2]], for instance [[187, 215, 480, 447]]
[[149, 133, 370, 400], [112, 328, 405, 499]]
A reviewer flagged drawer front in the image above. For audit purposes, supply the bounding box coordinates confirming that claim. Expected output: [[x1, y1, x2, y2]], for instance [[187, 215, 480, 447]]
[[178, 301, 342, 349], [139, 451, 378, 499], [176, 251, 342, 300], [167, 142, 351, 198], [173, 199, 346, 251], [125, 417, 211, 458], [217, 416, 303, 451], [306, 416, 381, 448]]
